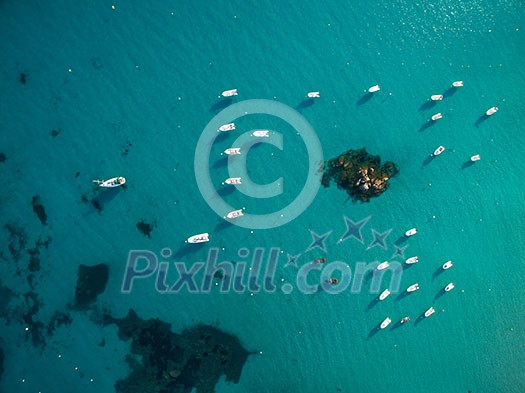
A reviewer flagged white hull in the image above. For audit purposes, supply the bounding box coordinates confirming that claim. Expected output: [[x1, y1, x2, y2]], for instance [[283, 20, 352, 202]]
[[407, 283, 420, 292], [224, 148, 241, 155], [445, 283, 455, 292], [452, 81, 463, 87], [307, 91, 320, 98], [486, 106, 498, 116], [219, 123, 235, 132], [368, 85, 380, 93], [224, 177, 242, 185], [431, 95, 443, 101], [226, 209, 244, 219], [93, 177, 126, 188], [424, 307, 435, 318], [187, 233, 210, 243], [405, 256, 419, 264], [470, 154, 481, 162], [221, 89, 238, 97], [376, 261, 390, 271], [431, 113, 443, 121], [405, 228, 417, 237], [379, 289, 390, 301], [442, 260, 453, 270], [380, 317, 391, 329], [252, 130, 269, 137], [433, 146, 445, 156]]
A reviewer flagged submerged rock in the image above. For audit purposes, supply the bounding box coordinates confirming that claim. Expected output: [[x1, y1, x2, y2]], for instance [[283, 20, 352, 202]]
[[31, 195, 48, 225], [0, 152, 6, 163], [0, 346, 3, 381], [136, 220, 156, 238], [103, 309, 252, 393], [322, 148, 398, 202], [74, 263, 109, 310]]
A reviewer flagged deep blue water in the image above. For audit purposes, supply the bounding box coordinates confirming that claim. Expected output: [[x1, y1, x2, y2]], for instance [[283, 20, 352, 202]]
[[0, 0, 524, 392]]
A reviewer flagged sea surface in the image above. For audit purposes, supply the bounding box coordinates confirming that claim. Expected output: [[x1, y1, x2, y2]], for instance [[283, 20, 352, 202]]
[[0, 0, 524, 392]]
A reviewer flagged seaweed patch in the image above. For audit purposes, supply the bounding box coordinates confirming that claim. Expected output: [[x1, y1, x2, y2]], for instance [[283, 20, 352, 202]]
[[74, 263, 110, 310]]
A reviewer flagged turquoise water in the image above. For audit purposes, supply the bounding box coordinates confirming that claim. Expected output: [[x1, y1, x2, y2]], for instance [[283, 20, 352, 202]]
[[1, 0, 524, 392]]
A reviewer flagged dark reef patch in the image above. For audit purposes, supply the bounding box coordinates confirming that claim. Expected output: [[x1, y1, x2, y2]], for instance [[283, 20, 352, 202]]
[[74, 263, 109, 310], [5, 224, 27, 267], [136, 220, 156, 239], [31, 195, 48, 225], [322, 148, 398, 202], [102, 309, 252, 393], [50, 129, 61, 137], [0, 346, 3, 381], [46, 311, 73, 336], [121, 140, 132, 157], [19, 72, 27, 84], [22, 291, 46, 347], [0, 152, 6, 163]]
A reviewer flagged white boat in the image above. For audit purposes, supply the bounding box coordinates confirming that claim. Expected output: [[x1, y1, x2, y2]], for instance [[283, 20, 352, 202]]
[[226, 209, 244, 219], [424, 307, 435, 318], [445, 283, 455, 292], [379, 289, 391, 301], [380, 317, 392, 329], [407, 283, 420, 292], [486, 106, 498, 116], [92, 177, 126, 188], [442, 260, 453, 270], [431, 113, 443, 121], [219, 123, 235, 132], [221, 89, 238, 97], [405, 256, 419, 264], [452, 81, 463, 87], [187, 233, 210, 243], [431, 94, 443, 101], [400, 316, 410, 324], [470, 154, 481, 162], [224, 177, 242, 185], [376, 261, 390, 271], [224, 148, 241, 155], [307, 91, 320, 98], [368, 84, 380, 93], [405, 228, 417, 237], [433, 145, 445, 156], [252, 130, 270, 137]]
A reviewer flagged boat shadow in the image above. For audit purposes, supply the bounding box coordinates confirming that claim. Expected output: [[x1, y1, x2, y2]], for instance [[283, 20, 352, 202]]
[[365, 297, 379, 312], [475, 114, 489, 127], [422, 155, 436, 167], [90, 187, 122, 211], [216, 186, 236, 198], [210, 97, 233, 112], [213, 156, 229, 169], [173, 241, 207, 260], [389, 319, 406, 331], [413, 311, 428, 327], [296, 98, 315, 110], [461, 160, 476, 170], [431, 267, 445, 281], [367, 323, 382, 339], [434, 288, 446, 301], [215, 132, 230, 144], [357, 92, 373, 106], [214, 219, 234, 232], [443, 87, 457, 98], [418, 120, 435, 132], [394, 235, 408, 246], [394, 290, 410, 302], [418, 100, 437, 112]]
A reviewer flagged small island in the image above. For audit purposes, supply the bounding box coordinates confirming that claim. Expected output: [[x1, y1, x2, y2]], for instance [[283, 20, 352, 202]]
[[321, 148, 398, 202]]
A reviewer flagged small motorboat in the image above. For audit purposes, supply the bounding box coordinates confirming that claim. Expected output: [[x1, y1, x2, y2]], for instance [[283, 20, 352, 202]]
[[452, 81, 463, 87], [486, 106, 498, 116], [376, 261, 390, 271], [252, 130, 270, 137], [312, 257, 326, 264], [470, 154, 481, 162], [433, 145, 445, 156], [407, 283, 420, 293], [221, 89, 238, 97], [379, 289, 391, 301], [405, 256, 419, 264], [326, 278, 339, 285], [405, 228, 417, 237], [400, 316, 410, 324], [187, 233, 210, 243], [442, 260, 453, 270], [307, 91, 320, 98], [224, 177, 242, 185], [219, 123, 235, 132], [226, 209, 244, 219], [368, 85, 380, 93], [224, 148, 241, 155], [424, 307, 435, 318], [380, 317, 392, 329], [92, 177, 126, 188], [445, 283, 455, 292], [431, 113, 443, 121], [431, 94, 443, 101]]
